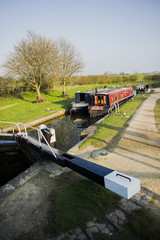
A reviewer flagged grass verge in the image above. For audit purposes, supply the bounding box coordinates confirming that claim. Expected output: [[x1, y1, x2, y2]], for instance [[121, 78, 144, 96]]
[[155, 99, 160, 132], [80, 94, 149, 150], [48, 176, 120, 236]]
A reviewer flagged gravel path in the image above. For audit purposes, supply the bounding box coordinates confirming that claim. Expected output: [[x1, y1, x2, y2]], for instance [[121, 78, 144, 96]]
[[85, 89, 160, 197]]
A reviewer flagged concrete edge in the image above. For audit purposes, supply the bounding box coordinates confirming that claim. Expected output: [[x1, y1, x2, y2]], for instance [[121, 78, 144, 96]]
[[0, 161, 41, 202]]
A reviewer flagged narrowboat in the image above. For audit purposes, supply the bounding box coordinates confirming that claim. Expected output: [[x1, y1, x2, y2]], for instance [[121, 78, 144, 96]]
[[89, 87, 134, 117], [70, 87, 134, 117], [136, 84, 150, 94], [70, 87, 114, 115]]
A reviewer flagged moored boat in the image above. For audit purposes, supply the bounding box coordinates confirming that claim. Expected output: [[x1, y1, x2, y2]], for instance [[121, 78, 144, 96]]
[[89, 87, 134, 117], [70, 87, 134, 117], [136, 84, 150, 94], [70, 87, 114, 114]]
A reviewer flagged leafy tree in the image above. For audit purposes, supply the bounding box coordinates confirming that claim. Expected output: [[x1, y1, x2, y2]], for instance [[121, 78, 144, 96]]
[[56, 38, 84, 96], [3, 31, 58, 98]]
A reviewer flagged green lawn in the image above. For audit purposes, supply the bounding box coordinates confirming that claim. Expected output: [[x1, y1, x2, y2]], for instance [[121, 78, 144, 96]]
[[0, 89, 70, 128]]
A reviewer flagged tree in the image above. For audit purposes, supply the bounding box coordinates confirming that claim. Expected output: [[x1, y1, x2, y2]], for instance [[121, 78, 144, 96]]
[[56, 38, 84, 95], [3, 31, 58, 98]]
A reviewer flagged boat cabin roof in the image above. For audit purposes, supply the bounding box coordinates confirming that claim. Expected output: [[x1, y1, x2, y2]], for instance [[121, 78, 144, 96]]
[[93, 87, 132, 96], [76, 87, 115, 95]]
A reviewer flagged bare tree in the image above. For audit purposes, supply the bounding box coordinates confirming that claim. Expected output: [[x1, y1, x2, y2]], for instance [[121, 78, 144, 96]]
[[3, 31, 58, 98], [56, 38, 84, 96]]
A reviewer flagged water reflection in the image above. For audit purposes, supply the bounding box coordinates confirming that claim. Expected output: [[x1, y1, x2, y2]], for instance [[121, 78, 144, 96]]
[[53, 116, 80, 151]]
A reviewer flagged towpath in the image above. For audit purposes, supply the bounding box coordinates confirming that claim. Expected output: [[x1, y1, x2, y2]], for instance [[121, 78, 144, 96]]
[[70, 89, 160, 198], [97, 89, 160, 196]]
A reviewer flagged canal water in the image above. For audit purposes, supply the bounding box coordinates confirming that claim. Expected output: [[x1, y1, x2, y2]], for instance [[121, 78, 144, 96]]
[[29, 114, 101, 152], [0, 149, 34, 187]]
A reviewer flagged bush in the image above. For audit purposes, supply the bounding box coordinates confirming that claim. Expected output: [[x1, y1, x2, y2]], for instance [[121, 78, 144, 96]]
[[71, 74, 138, 86]]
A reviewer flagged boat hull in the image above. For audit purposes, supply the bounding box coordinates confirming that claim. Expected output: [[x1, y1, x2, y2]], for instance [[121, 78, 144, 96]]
[[89, 109, 109, 118], [69, 105, 89, 115], [89, 95, 133, 118]]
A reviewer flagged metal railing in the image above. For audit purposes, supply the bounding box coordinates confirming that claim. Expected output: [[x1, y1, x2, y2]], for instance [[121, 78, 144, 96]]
[[0, 121, 57, 159]]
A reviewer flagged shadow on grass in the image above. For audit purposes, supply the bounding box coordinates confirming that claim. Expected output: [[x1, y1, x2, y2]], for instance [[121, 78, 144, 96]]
[[99, 123, 122, 132], [51, 98, 74, 109]]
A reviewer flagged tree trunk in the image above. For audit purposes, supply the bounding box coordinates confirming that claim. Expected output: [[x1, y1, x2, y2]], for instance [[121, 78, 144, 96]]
[[63, 82, 66, 94], [36, 86, 41, 98]]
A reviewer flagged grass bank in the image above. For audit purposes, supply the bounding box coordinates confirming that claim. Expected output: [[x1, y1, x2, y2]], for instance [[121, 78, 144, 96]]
[[80, 94, 149, 150], [155, 99, 160, 131]]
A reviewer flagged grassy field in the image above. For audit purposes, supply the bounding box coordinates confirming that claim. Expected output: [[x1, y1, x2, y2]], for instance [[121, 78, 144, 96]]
[[80, 94, 149, 150]]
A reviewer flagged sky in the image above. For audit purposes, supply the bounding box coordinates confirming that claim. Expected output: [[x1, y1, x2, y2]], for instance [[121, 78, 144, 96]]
[[0, 0, 160, 75]]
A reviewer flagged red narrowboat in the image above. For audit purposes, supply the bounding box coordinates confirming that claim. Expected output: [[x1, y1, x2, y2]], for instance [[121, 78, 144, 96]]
[[89, 87, 134, 117]]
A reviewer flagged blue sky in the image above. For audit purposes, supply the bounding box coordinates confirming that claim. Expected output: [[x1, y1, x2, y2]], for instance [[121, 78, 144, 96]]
[[0, 0, 160, 75]]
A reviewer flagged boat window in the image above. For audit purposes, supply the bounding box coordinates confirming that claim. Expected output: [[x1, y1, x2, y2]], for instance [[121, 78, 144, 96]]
[[115, 94, 118, 101], [85, 94, 91, 104], [104, 96, 107, 105], [97, 95, 104, 106], [111, 96, 114, 102], [121, 92, 123, 98], [80, 93, 85, 101], [94, 96, 98, 105]]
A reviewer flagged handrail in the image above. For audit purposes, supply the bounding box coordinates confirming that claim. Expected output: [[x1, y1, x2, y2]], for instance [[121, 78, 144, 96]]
[[0, 121, 57, 159]]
